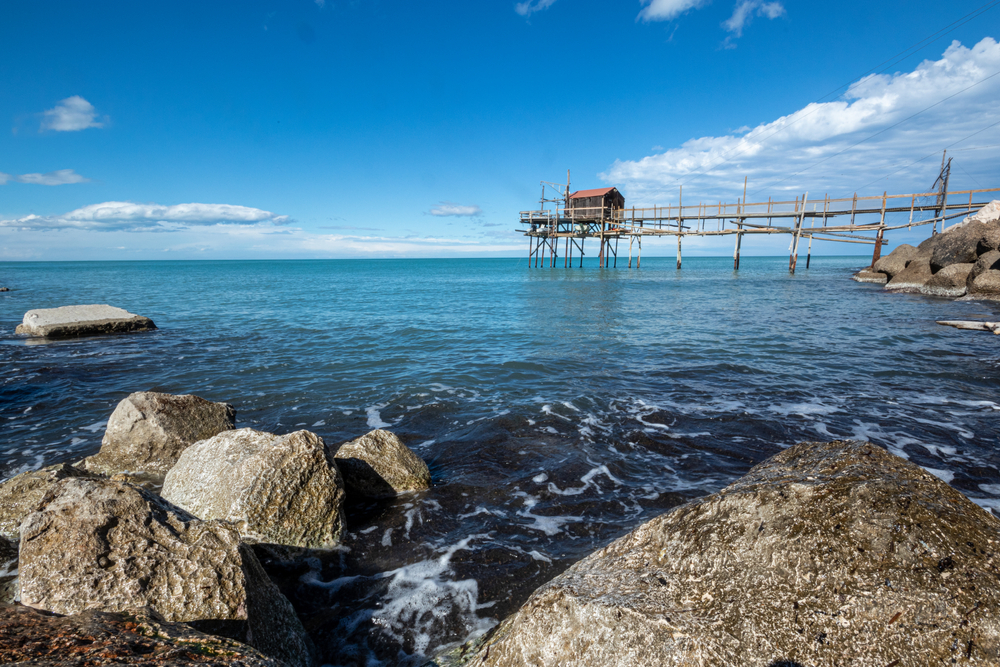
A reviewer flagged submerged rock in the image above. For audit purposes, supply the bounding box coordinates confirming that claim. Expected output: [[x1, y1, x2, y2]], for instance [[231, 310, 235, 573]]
[[920, 262, 974, 297], [0, 603, 283, 666], [334, 429, 432, 499], [14, 304, 156, 338], [18, 478, 311, 667], [0, 463, 96, 540], [850, 269, 887, 284], [871, 243, 918, 278], [162, 428, 347, 549], [82, 391, 235, 483], [468, 440, 1000, 667], [885, 256, 933, 291]]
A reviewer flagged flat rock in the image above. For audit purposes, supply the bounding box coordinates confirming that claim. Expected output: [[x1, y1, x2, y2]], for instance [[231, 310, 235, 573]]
[[14, 304, 156, 338], [885, 256, 932, 291], [871, 243, 918, 278], [468, 440, 1000, 667], [0, 463, 97, 540], [82, 391, 235, 483], [18, 477, 311, 667], [920, 262, 974, 297], [0, 603, 282, 666], [334, 429, 432, 499], [162, 428, 347, 549], [850, 270, 887, 284]]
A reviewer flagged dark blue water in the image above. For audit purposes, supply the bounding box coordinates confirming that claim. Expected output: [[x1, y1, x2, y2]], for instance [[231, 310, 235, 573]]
[[2, 256, 999, 665]]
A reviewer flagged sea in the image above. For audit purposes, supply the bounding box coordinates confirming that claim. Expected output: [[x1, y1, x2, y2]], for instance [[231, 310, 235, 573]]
[[2, 256, 999, 666]]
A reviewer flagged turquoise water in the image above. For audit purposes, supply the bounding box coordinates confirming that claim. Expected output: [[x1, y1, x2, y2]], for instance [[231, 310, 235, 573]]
[[2, 256, 1000, 665]]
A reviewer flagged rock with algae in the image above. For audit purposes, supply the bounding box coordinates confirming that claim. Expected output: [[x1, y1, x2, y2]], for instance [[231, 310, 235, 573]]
[[467, 440, 1000, 667]]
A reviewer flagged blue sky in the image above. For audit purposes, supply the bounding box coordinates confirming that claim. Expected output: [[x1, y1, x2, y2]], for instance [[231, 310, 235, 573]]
[[2, 0, 999, 259]]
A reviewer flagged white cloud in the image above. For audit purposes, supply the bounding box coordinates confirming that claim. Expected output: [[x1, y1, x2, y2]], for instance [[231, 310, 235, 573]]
[[601, 37, 1000, 204], [515, 0, 556, 17], [41, 96, 104, 132], [428, 202, 483, 217], [638, 0, 709, 22], [4, 169, 90, 186], [0, 201, 289, 232], [722, 0, 784, 43]]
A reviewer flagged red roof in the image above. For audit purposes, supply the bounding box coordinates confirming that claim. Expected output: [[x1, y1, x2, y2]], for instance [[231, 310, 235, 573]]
[[569, 187, 617, 199]]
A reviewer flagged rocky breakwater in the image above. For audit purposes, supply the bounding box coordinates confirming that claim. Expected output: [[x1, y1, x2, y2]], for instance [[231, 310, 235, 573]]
[[0, 390, 433, 666], [853, 200, 1000, 300], [462, 439, 1000, 666], [15, 304, 157, 338]]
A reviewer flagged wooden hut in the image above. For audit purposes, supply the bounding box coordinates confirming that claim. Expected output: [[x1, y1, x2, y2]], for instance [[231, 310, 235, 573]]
[[568, 187, 625, 220]]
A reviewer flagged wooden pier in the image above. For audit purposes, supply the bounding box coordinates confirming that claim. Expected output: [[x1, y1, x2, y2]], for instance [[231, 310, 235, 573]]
[[520, 164, 1000, 272]]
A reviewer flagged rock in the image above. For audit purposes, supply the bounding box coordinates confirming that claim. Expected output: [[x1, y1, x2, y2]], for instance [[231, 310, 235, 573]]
[[18, 478, 312, 667], [980, 226, 1000, 255], [334, 429, 432, 499], [162, 428, 347, 549], [850, 270, 887, 284], [14, 304, 156, 338], [0, 287, 9, 292], [82, 391, 235, 483], [0, 603, 283, 666], [919, 262, 974, 297], [871, 243, 919, 278], [969, 249, 1000, 286], [962, 199, 1000, 226], [929, 220, 988, 272], [969, 269, 1000, 299], [468, 440, 1000, 667], [0, 463, 97, 540], [0, 535, 16, 604], [885, 256, 933, 291]]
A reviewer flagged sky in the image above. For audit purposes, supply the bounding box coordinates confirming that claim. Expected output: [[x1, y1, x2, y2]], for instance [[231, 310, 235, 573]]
[[2, 0, 1000, 260]]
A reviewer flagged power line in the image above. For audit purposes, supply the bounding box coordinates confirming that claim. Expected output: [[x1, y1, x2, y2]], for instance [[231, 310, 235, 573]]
[[746, 69, 1000, 197], [637, 0, 1000, 200]]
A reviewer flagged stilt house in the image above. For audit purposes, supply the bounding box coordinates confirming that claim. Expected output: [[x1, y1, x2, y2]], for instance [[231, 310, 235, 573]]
[[568, 187, 625, 220]]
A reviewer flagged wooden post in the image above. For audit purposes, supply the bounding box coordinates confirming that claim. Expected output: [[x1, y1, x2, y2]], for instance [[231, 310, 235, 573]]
[[850, 193, 857, 227], [677, 233, 682, 270], [579, 237, 585, 268], [677, 186, 683, 270], [790, 192, 808, 273], [637, 226, 642, 268], [806, 206, 816, 269], [528, 235, 533, 268], [628, 233, 633, 268], [871, 191, 887, 267], [564, 237, 569, 268], [599, 221, 606, 268]]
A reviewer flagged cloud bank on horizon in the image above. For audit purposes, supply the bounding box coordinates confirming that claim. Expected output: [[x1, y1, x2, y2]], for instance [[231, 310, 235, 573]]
[[0, 202, 290, 232], [603, 37, 1000, 204]]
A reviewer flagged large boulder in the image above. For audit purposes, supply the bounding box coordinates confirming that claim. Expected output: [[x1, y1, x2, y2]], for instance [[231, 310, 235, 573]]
[[871, 243, 918, 278], [885, 256, 933, 292], [0, 463, 96, 540], [18, 478, 311, 667], [468, 440, 1000, 667], [14, 304, 156, 338], [333, 429, 432, 499], [969, 269, 1000, 299], [969, 249, 1000, 286], [0, 603, 282, 666], [82, 391, 235, 484], [850, 270, 887, 284], [162, 428, 347, 549], [920, 262, 974, 297], [929, 220, 989, 272]]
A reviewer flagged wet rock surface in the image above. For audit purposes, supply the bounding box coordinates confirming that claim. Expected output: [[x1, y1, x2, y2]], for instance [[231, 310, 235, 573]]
[[849, 269, 886, 284], [0, 603, 282, 666], [467, 440, 1000, 667], [18, 477, 311, 667], [14, 304, 156, 338], [82, 391, 235, 482], [920, 262, 974, 297], [334, 428, 432, 499], [162, 428, 347, 549], [884, 256, 933, 291], [0, 463, 97, 540]]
